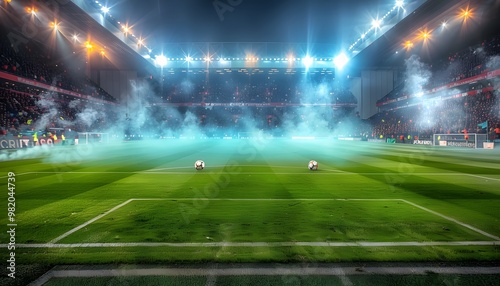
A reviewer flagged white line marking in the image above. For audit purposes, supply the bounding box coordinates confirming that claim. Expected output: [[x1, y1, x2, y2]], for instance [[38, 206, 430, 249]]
[[465, 174, 500, 182], [3, 241, 499, 248], [40, 198, 500, 246], [401, 199, 500, 241], [0, 172, 32, 179], [26, 265, 500, 284], [48, 199, 135, 244], [20, 171, 500, 181]]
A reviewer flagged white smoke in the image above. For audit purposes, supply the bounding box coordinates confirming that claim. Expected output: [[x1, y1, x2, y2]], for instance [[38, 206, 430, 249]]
[[34, 94, 59, 130], [404, 55, 432, 96]]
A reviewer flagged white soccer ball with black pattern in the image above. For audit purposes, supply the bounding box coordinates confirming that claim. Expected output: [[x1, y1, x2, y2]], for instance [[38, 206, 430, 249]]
[[194, 160, 205, 170], [308, 160, 318, 170]]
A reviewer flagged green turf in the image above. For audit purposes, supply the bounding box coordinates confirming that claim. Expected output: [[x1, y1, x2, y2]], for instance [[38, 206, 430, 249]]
[[1, 139, 500, 265]]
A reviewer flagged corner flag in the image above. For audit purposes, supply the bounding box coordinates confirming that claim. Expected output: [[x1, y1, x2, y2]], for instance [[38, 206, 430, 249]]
[[478, 121, 488, 129]]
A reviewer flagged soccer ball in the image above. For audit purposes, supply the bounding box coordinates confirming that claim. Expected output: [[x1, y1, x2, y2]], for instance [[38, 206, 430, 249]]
[[194, 160, 205, 170], [308, 160, 318, 170]]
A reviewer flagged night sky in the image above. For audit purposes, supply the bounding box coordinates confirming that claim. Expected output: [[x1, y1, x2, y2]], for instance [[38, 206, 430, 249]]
[[108, 0, 392, 45]]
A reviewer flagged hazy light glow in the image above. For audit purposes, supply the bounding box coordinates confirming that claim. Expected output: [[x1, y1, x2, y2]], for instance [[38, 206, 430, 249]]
[[101, 6, 110, 13], [155, 55, 167, 67], [302, 55, 313, 68], [371, 18, 382, 29], [333, 53, 349, 69], [403, 40, 413, 50], [396, 0, 404, 8]]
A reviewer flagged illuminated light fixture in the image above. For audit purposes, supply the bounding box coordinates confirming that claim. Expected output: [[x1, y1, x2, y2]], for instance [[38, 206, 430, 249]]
[[441, 21, 447, 28], [26, 7, 37, 15], [100, 50, 106, 56], [419, 29, 431, 41], [50, 21, 59, 30], [101, 6, 110, 13], [155, 54, 167, 67], [396, 0, 404, 9], [371, 18, 382, 29], [302, 55, 313, 68], [334, 53, 349, 69], [204, 57, 212, 62], [459, 7, 472, 19], [137, 38, 144, 46], [403, 40, 413, 50], [185, 56, 193, 62], [72, 34, 79, 42], [85, 41, 93, 49]]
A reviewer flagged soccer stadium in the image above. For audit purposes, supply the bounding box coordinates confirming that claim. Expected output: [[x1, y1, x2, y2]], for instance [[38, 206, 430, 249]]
[[1, 0, 500, 285]]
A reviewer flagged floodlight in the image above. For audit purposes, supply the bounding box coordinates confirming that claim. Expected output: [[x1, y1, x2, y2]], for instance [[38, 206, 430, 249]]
[[302, 55, 313, 68], [185, 56, 193, 62], [334, 53, 349, 70], [101, 6, 110, 13], [372, 19, 382, 29], [155, 55, 167, 67], [396, 0, 404, 8]]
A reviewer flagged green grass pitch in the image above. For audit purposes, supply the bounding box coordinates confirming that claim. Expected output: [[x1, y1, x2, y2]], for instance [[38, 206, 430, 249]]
[[1, 139, 500, 265]]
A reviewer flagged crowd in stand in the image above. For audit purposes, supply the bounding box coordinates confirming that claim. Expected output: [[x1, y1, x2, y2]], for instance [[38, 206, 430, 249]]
[[371, 90, 499, 140], [378, 36, 500, 105], [157, 71, 356, 105], [1, 17, 499, 141], [0, 27, 116, 103]]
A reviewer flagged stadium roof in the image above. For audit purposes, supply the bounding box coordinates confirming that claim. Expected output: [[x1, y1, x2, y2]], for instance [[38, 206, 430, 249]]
[[3, 0, 498, 75]]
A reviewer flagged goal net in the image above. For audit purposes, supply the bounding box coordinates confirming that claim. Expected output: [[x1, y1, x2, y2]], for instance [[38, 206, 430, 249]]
[[76, 132, 109, 145], [432, 133, 488, 149]]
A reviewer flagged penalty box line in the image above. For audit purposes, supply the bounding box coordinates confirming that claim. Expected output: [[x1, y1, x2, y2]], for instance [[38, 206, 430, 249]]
[[47, 198, 500, 245]]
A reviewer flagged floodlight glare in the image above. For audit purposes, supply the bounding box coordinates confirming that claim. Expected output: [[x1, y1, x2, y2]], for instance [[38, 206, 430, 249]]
[[155, 55, 167, 67], [372, 19, 382, 29], [334, 53, 349, 69], [185, 56, 193, 62], [302, 55, 313, 68], [396, 0, 404, 8], [101, 6, 110, 13]]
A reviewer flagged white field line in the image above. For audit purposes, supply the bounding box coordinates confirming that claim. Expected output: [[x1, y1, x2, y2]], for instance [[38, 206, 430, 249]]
[[17, 171, 500, 179], [465, 174, 500, 182], [401, 199, 500, 241], [0, 172, 32, 179], [4, 241, 500, 248], [30, 266, 500, 279], [48, 199, 135, 244], [26, 198, 500, 247]]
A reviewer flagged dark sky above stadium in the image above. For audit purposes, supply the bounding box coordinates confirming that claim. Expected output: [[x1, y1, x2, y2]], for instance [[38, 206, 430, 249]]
[[109, 0, 393, 45]]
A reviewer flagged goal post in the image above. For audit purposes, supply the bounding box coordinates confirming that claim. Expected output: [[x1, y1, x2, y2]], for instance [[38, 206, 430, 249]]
[[77, 132, 109, 145], [432, 133, 488, 149]]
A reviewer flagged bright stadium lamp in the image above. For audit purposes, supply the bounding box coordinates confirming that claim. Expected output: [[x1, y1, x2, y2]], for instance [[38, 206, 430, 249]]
[[303, 55, 313, 68], [372, 18, 382, 29], [101, 6, 110, 14], [396, 0, 404, 9], [155, 54, 167, 67], [334, 53, 349, 69]]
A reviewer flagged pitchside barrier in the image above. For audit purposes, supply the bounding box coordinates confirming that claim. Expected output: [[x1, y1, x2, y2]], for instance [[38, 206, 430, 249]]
[[432, 133, 490, 149]]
